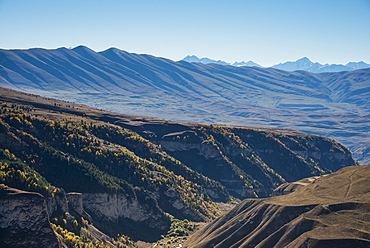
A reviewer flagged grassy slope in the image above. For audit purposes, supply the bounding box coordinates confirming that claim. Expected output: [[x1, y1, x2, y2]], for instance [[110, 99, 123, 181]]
[[185, 164, 370, 248]]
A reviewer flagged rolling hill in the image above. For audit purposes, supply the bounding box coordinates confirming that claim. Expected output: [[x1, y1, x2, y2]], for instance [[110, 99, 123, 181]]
[[185, 164, 370, 248], [0, 46, 369, 164]]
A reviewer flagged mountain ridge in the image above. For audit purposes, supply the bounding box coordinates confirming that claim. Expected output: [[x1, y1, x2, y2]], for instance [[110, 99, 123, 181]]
[[1, 46, 369, 164]]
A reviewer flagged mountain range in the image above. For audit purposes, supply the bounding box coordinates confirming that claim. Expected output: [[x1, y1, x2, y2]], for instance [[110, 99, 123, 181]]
[[182, 55, 262, 67], [182, 55, 370, 73], [0, 46, 369, 164]]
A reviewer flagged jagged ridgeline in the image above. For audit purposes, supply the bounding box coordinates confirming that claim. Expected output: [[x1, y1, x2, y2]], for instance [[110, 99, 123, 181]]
[[0, 87, 356, 243]]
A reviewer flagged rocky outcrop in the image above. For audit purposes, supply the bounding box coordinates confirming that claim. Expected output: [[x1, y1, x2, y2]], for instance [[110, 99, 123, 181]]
[[272, 176, 323, 196], [0, 185, 61, 248], [66, 193, 84, 215], [66, 192, 92, 222], [46, 192, 68, 217]]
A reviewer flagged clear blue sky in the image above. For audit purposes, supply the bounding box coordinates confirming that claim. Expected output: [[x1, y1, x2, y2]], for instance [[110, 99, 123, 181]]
[[1, 0, 369, 66]]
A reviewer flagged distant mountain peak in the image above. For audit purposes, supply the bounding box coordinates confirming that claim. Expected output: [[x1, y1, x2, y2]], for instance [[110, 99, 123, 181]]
[[272, 57, 370, 73], [345, 61, 370, 70], [297, 57, 311, 62], [73, 45, 91, 50], [72, 45, 96, 54], [98, 47, 130, 58], [184, 55, 198, 59], [182, 54, 370, 73], [182, 56, 261, 67], [232, 60, 261, 67], [182, 55, 230, 65], [182, 55, 201, 63], [105, 47, 121, 53]]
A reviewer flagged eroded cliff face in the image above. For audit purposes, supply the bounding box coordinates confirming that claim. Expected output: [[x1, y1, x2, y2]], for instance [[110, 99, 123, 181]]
[[83, 193, 152, 223], [81, 193, 170, 241], [0, 185, 170, 246], [64, 191, 170, 241], [0, 186, 61, 248], [149, 125, 357, 198]]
